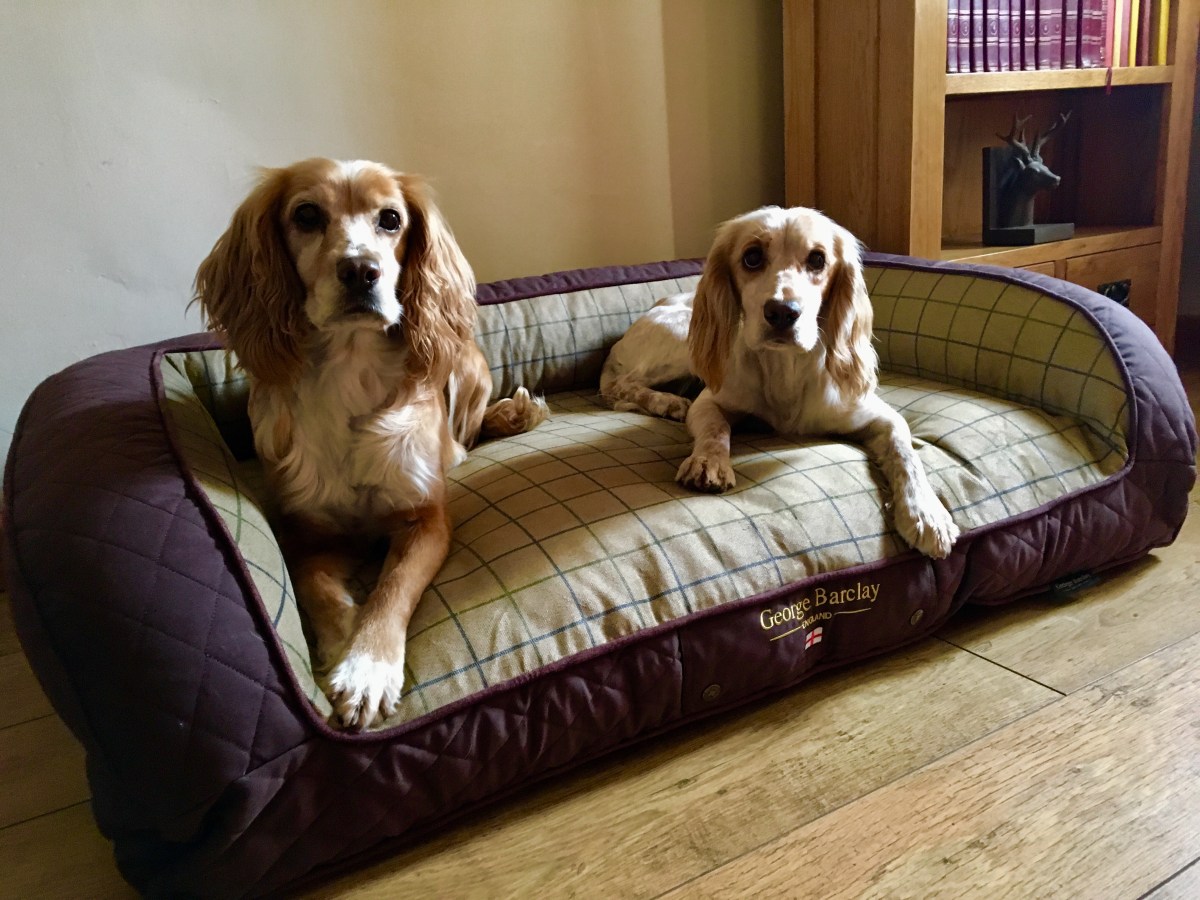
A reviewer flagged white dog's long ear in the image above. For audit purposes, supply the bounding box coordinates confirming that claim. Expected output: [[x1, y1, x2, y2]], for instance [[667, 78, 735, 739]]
[[689, 221, 742, 393], [822, 226, 877, 402], [396, 174, 477, 385], [193, 168, 307, 385]]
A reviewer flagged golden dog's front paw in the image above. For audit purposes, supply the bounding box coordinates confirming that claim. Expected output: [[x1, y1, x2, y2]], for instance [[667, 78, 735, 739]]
[[311, 601, 358, 674], [325, 648, 405, 730], [482, 387, 549, 437], [677, 453, 736, 493]]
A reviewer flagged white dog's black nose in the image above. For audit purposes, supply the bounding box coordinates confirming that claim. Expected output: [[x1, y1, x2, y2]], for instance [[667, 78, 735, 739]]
[[764, 299, 801, 330], [337, 257, 381, 293]]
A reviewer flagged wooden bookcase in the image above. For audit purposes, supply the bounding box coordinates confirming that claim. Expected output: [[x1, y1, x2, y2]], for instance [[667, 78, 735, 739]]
[[783, 0, 1200, 351]]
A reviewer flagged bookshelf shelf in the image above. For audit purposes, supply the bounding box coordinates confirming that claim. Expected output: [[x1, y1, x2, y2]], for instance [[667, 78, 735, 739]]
[[946, 64, 1175, 95], [783, 0, 1200, 352], [941, 225, 1164, 266]]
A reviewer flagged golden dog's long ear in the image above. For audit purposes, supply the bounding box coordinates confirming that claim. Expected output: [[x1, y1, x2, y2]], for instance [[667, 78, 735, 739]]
[[193, 169, 306, 384], [822, 225, 878, 402], [396, 175, 477, 384], [688, 221, 742, 393]]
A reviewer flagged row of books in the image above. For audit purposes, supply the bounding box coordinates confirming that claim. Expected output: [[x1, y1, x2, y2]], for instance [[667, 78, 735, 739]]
[[947, 1, 1171, 73]]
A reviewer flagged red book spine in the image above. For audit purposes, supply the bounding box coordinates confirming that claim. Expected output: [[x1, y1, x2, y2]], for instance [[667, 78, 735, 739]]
[[948, 0, 959, 72], [960, 0, 974, 71], [1079, 0, 1107, 66], [1137, 0, 1153, 64], [1063, 0, 1080, 67], [1010, 0, 1024, 68], [1023, 0, 1039, 68], [971, 0, 986, 71], [998, 0, 1012, 70], [1118, 0, 1132, 66], [1036, 1, 1048, 68], [987, 0, 1001, 69], [1048, 0, 1065, 68], [1103, 0, 1116, 65]]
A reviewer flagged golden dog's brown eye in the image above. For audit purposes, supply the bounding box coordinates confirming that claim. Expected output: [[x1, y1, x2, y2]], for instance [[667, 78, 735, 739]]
[[378, 209, 401, 232], [292, 202, 324, 232], [807, 249, 827, 272], [742, 245, 765, 271]]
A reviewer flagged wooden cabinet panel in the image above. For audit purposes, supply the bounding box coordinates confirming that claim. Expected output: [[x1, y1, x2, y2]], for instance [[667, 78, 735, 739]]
[[1021, 262, 1058, 277], [1063, 244, 1160, 327]]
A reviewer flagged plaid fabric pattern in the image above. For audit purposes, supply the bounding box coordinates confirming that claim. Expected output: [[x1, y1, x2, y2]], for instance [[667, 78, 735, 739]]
[[159, 353, 332, 717], [160, 268, 1131, 728], [866, 267, 1129, 462], [477, 275, 701, 401]]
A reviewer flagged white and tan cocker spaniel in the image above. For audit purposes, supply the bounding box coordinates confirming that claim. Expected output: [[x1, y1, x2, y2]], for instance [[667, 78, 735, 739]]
[[195, 158, 546, 729], [602, 205, 959, 559]]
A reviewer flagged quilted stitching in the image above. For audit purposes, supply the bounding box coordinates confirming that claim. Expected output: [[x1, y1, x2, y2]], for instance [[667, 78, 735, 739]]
[[162, 268, 1131, 730], [248, 638, 683, 897], [964, 476, 1151, 602], [3, 260, 1193, 899], [160, 355, 329, 716], [125, 636, 683, 897], [6, 346, 312, 832]]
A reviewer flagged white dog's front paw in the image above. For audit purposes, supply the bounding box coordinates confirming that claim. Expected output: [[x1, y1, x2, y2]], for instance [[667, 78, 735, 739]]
[[326, 648, 405, 730], [895, 490, 960, 559], [677, 453, 736, 493]]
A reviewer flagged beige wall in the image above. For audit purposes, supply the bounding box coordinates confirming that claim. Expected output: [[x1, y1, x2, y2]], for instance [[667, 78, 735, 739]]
[[0, 0, 783, 464]]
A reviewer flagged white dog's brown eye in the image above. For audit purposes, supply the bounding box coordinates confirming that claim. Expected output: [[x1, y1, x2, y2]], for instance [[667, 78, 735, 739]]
[[807, 249, 827, 272], [378, 209, 401, 232], [292, 203, 324, 232], [742, 245, 766, 271]]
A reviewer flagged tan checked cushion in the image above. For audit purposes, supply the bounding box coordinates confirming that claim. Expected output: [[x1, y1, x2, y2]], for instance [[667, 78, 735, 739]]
[[159, 267, 1130, 727], [478, 269, 1128, 462], [867, 267, 1128, 462], [477, 274, 702, 402], [160, 353, 334, 718], [404, 378, 1121, 717]]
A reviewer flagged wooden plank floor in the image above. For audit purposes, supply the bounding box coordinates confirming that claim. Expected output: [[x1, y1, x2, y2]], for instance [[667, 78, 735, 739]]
[[1, 368, 1197, 899]]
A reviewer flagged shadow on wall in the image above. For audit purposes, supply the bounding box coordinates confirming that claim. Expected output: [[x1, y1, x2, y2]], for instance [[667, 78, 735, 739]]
[[661, 0, 786, 260], [359, 0, 784, 281]]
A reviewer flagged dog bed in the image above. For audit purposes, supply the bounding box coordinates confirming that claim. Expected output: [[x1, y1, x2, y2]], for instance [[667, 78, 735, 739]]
[[4, 253, 1194, 897]]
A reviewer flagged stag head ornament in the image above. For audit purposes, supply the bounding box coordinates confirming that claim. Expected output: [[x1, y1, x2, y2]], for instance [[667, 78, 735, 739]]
[[995, 111, 1071, 228]]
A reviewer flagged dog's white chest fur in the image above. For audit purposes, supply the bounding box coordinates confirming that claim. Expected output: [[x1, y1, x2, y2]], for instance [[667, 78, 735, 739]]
[[723, 342, 848, 436], [249, 332, 442, 531]]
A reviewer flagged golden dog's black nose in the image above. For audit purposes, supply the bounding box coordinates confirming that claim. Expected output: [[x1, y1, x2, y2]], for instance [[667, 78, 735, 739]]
[[764, 299, 800, 330], [337, 257, 381, 293]]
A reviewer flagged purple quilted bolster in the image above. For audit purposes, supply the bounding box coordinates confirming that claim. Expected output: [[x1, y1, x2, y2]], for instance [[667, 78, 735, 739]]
[[475, 257, 703, 304], [2, 255, 1196, 898], [863, 253, 1197, 602], [2, 334, 309, 871]]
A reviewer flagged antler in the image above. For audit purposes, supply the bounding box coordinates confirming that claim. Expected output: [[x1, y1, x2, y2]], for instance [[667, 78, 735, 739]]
[[997, 114, 1034, 161], [1032, 111, 1072, 156]]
